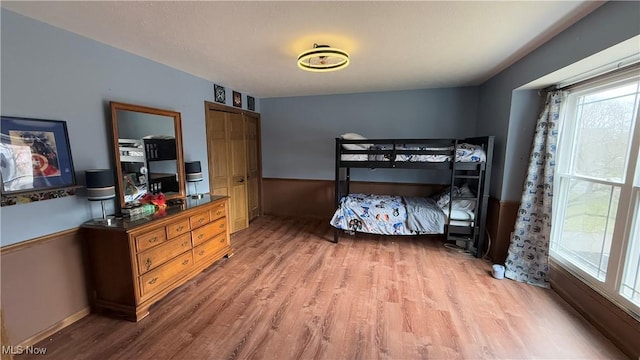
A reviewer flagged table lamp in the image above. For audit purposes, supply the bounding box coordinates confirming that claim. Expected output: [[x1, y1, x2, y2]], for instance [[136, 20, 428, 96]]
[[86, 169, 116, 224], [185, 161, 204, 199]]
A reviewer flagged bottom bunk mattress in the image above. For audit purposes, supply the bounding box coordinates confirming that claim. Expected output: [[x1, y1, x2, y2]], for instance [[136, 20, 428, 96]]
[[330, 193, 446, 235]]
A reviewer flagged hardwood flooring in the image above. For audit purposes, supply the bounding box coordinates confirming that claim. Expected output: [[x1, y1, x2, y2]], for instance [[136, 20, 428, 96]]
[[21, 216, 627, 359]]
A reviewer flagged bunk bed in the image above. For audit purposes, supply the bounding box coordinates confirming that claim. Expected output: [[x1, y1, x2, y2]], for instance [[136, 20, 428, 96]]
[[330, 135, 494, 258]]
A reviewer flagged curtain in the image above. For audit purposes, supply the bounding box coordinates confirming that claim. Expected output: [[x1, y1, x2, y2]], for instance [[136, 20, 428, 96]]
[[504, 89, 566, 288]]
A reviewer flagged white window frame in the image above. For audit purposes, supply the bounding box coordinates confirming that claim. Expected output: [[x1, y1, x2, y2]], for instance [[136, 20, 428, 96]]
[[550, 67, 640, 318]]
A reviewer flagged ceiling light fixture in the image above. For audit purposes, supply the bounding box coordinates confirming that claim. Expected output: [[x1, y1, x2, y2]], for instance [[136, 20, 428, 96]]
[[297, 43, 349, 72]]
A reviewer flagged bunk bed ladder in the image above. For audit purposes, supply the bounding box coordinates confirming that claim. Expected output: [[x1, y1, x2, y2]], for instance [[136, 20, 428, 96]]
[[446, 139, 484, 256]]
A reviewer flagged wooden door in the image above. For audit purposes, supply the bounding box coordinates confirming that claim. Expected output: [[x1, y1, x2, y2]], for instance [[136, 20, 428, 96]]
[[228, 113, 248, 232], [245, 115, 261, 220], [205, 108, 248, 233], [205, 111, 229, 198]]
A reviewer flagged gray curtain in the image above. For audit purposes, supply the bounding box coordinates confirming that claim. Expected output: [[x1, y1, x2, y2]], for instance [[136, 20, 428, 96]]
[[504, 89, 566, 288]]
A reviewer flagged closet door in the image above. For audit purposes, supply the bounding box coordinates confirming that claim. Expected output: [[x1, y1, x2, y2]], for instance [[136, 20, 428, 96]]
[[206, 111, 229, 198], [228, 113, 248, 232], [205, 108, 248, 233], [245, 115, 261, 220]]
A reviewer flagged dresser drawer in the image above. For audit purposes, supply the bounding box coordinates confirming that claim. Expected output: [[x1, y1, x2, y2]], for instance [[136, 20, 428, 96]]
[[189, 211, 210, 229], [193, 233, 228, 264], [139, 251, 194, 298], [166, 218, 190, 239], [210, 202, 226, 221], [191, 218, 227, 247], [135, 228, 167, 252], [137, 233, 192, 274], [210, 217, 227, 236]]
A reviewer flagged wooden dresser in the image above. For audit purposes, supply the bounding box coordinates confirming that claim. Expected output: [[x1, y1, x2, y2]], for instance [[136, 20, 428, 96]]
[[82, 195, 232, 321]]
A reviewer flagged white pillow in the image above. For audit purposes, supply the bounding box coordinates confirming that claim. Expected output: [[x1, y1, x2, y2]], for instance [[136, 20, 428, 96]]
[[432, 186, 459, 209], [448, 209, 475, 221], [340, 133, 370, 150], [451, 183, 476, 211], [341, 132, 368, 141]]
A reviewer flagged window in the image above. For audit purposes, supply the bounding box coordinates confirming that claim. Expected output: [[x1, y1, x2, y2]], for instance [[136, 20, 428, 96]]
[[551, 68, 640, 316]]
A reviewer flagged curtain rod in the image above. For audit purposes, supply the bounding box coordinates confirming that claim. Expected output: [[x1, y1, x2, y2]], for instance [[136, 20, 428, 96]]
[[556, 61, 640, 92]]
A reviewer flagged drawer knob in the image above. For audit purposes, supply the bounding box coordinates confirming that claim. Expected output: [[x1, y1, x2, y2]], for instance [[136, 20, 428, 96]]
[[198, 218, 204, 224], [182, 259, 189, 266], [219, 238, 225, 243], [149, 277, 158, 285], [177, 225, 184, 231], [148, 236, 158, 243], [216, 210, 222, 216], [182, 241, 189, 247], [198, 234, 204, 239], [198, 250, 205, 256], [145, 258, 152, 270]]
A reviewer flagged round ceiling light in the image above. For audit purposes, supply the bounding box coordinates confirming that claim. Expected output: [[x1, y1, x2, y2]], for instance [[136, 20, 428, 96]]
[[297, 44, 350, 72]]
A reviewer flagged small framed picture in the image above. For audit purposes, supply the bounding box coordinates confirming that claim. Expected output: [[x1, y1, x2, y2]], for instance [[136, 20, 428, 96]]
[[247, 96, 255, 111], [214, 84, 225, 104], [233, 91, 242, 108]]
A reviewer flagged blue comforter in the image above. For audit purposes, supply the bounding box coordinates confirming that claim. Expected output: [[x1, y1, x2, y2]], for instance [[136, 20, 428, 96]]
[[330, 194, 445, 235]]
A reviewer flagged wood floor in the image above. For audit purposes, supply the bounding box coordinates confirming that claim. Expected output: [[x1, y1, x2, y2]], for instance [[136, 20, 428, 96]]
[[21, 216, 627, 360]]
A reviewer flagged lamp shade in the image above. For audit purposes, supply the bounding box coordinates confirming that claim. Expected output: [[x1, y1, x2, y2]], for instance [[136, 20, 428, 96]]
[[185, 161, 203, 182], [85, 169, 115, 201]]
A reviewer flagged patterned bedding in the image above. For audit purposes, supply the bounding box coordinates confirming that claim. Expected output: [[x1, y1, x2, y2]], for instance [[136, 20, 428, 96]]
[[341, 143, 486, 163], [330, 193, 446, 235]]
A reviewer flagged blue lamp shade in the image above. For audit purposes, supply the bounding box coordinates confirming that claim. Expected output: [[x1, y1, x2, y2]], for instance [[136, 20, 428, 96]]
[[85, 169, 115, 201], [185, 161, 203, 182]]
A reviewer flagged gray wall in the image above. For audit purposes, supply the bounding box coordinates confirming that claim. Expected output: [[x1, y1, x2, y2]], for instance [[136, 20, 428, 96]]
[[477, 1, 640, 200], [261, 87, 479, 184], [503, 89, 540, 198], [0, 9, 258, 246]]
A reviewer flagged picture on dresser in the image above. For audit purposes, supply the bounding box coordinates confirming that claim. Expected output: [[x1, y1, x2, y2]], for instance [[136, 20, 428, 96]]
[[0, 116, 76, 193]]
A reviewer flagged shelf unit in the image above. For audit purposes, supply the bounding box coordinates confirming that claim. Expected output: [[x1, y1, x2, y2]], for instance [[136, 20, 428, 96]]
[[119, 139, 148, 203], [143, 138, 178, 195]]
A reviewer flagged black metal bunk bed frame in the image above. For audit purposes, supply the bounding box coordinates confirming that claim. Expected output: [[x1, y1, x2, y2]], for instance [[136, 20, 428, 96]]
[[333, 136, 494, 258]]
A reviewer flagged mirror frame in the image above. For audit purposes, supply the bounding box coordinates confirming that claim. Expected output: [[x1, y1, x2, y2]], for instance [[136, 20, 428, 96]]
[[110, 101, 186, 209]]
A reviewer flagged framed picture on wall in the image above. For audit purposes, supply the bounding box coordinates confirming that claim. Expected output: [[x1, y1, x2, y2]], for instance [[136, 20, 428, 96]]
[[0, 116, 76, 194], [233, 91, 242, 108], [247, 96, 255, 111], [214, 84, 226, 104]]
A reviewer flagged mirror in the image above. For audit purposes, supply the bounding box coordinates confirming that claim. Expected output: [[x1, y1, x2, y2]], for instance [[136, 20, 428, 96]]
[[110, 101, 186, 208]]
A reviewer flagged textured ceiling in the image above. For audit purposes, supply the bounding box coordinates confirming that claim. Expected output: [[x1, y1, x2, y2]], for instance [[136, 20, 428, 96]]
[[2, 1, 604, 98]]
